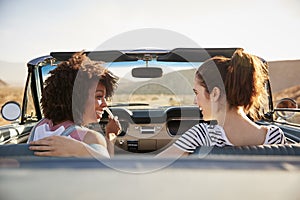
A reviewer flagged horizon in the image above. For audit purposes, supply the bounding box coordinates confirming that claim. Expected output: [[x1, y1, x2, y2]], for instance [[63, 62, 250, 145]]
[[1, 59, 300, 87]]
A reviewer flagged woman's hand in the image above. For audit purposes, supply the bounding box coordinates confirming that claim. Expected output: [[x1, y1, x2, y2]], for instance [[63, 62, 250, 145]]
[[105, 116, 121, 143], [29, 135, 109, 158]]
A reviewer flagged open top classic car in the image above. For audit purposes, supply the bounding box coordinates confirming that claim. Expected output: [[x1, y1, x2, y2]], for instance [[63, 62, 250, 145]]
[[1, 48, 300, 155], [1, 48, 299, 155], [1, 48, 300, 200]]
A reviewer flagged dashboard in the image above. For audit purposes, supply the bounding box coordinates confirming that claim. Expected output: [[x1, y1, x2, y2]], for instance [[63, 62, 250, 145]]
[[99, 106, 203, 153]]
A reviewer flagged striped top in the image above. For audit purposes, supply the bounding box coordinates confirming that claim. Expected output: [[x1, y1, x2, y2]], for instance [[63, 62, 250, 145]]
[[173, 123, 286, 153]]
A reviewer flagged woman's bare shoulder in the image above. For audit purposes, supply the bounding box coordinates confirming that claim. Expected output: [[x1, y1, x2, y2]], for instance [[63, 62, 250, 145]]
[[82, 129, 107, 147]]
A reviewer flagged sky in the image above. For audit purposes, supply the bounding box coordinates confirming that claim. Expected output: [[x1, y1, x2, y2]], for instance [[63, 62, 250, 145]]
[[0, 0, 300, 85]]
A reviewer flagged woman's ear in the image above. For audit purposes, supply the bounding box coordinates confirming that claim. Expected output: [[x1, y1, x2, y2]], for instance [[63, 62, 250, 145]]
[[210, 87, 221, 102]]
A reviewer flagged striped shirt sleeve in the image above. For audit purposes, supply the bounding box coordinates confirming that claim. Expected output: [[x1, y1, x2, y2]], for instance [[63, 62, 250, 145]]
[[265, 125, 286, 144], [173, 123, 210, 153]]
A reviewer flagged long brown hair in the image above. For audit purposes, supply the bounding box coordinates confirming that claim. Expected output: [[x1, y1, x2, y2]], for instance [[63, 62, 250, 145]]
[[195, 56, 230, 97], [195, 49, 268, 120], [226, 49, 268, 120]]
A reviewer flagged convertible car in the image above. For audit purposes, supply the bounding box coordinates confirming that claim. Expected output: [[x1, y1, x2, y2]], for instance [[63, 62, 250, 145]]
[[1, 48, 299, 151], [0, 48, 299, 199]]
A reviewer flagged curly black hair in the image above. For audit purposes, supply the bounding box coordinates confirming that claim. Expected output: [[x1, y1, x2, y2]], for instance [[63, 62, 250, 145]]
[[41, 51, 119, 125]]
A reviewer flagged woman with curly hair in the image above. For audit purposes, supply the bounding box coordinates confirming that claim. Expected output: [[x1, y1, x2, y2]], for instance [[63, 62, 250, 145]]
[[159, 49, 286, 157], [28, 51, 120, 158]]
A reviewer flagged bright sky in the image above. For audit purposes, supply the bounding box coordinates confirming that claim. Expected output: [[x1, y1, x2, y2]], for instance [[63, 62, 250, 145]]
[[0, 0, 299, 84]]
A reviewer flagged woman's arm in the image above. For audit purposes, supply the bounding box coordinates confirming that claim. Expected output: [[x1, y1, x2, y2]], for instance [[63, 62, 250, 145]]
[[156, 145, 189, 158], [105, 116, 121, 157], [29, 135, 110, 158], [29, 117, 121, 158], [157, 123, 210, 158]]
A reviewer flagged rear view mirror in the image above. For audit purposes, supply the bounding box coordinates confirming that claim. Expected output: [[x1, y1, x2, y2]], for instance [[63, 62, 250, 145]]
[[275, 98, 298, 119], [132, 67, 163, 78]]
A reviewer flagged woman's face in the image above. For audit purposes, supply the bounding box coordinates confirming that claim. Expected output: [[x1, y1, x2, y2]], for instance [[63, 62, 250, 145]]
[[83, 82, 108, 124], [193, 76, 212, 120]]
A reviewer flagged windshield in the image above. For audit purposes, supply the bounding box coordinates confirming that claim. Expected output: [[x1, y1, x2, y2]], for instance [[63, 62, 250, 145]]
[[41, 61, 202, 110]]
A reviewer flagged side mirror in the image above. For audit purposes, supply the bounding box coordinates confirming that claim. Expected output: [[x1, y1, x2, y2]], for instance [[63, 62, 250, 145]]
[[275, 98, 298, 119], [1, 101, 21, 121], [131, 67, 163, 78]]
